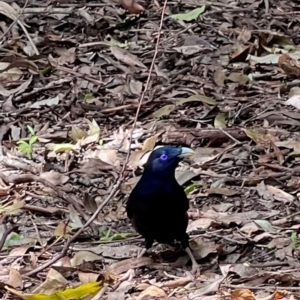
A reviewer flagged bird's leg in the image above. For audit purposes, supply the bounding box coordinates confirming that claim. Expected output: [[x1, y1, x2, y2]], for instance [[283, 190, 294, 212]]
[[137, 248, 147, 258], [185, 247, 200, 275], [137, 238, 154, 258]]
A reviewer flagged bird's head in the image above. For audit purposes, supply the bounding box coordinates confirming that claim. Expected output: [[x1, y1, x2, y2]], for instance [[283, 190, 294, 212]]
[[143, 146, 194, 176]]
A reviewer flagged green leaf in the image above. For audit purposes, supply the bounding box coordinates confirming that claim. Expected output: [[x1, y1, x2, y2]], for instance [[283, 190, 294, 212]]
[[254, 220, 275, 233], [18, 145, 29, 152], [214, 113, 227, 129], [171, 5, 206, 22], [153, 104, 176, 118], [184, 182, 201, 195], [109, 233, 135, 240], [17, 140, 29, 146], [27, 125, 35, 135], [105, 37, 128, 48], [84, 93, 94, 101], [50, 143, 75, 153], [176, 94, 216, 105], [291, 232, 297, 250], [29, 135, 38, 145]]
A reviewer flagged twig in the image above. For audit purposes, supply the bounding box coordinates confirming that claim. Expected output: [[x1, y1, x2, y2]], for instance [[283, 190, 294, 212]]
[[25, 0, 169, 277], [0, 0, 28, 41], [224, 284, 300, 291], [0, 224, 18, 251], [0, 0, 39, 55]]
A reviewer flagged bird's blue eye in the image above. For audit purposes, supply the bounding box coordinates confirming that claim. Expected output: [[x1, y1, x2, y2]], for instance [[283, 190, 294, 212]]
[[160, 154, 168, 161]]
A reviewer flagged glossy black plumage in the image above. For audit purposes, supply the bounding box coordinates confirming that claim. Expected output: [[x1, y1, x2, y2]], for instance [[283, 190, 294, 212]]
[[126, 146, 198, 271]]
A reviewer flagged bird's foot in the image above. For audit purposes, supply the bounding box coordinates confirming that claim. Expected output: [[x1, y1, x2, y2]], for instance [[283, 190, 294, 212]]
[[137, 248, 147, 258], [185, 247, 200, 278], [191, 262, 200, 276]]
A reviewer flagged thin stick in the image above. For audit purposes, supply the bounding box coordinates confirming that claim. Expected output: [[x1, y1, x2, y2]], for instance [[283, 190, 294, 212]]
[[25, 0, 169, 276]]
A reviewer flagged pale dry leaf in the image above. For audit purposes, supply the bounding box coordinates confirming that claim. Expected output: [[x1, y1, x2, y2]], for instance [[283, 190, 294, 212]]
[[0, 62, 22, 81], [206, 188, 238, 196], [68, 204, 83, 228], [31, 268, 69, 294], [154, 64, 169, 80], [266, 185, 294, 203], [71, 251, 103, 267], [0, 76, 32, 97], [128, 149, 149, 168], [128, 78, 143, 96], [187, 218, 214, 232], [6, 267, 23, 289], [0, 200, 24, 215], [284, 94, 300, 110], [176, 170, 199, 186], [111, 46, 147, 69], [142, 133, 161, 151], [189, 275, 224, 298], [0, 1, 39, 55], [240, 222, 260, 235], [213, 69, 226, 87], [57, 47, 76, 65], [30, 95, 61, 108], [78, 272, 100, 285], [137, 286, 166, 300], [40, 171, 69, 185], [97, 149, 119, 166]]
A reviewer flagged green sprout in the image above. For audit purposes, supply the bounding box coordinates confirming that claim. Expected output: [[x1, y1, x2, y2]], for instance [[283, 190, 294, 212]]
[[16, 125, 38, 159]]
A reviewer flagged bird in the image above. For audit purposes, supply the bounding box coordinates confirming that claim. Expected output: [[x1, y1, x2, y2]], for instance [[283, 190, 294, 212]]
[[126, 145, 199, 273]]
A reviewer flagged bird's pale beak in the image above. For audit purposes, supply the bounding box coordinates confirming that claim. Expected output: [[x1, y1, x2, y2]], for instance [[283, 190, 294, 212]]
[[178, 147, 194, 158]]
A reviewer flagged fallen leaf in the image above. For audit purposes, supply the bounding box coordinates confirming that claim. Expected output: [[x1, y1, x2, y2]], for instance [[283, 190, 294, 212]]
[[278, 53, 300, 76], [111, 46, 147, 69], [137, 286, 166, 300], [176, 94, 216, 105], [214, 113, 227, 129], [171, 5, 206, 22], [231, 288, 256, 300], [254, 219, 275, 233], [153, 104, 175, 118], [115, 0, 145, 14], [40, 171, 69, 185], [284, 94, 300, 110]]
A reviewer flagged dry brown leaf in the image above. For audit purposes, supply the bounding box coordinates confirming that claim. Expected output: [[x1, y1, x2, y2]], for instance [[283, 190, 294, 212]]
[[231, 289, 256, 300], [230, 45, 251, 62], [137, 286, 166, 300], [278, 53, 300, 77], [142, 133, 161, 151], [116, 0, 145, 14]]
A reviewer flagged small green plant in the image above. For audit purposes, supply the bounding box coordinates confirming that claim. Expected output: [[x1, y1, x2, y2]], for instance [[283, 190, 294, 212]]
[[100, 228, 135, 242], [290, 231, 297, 250], [16, 125, 38, 159]]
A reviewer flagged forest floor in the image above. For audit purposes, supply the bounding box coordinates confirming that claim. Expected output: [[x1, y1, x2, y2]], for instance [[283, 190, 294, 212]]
[[1, 0, 300, 299]]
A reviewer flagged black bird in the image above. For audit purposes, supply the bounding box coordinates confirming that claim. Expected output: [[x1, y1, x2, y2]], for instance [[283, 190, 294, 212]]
[[126, 146, 199, 273]]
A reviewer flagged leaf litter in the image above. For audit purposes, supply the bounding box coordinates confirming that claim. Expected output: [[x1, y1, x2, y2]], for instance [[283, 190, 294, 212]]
[[1, 0, 300, 299]]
